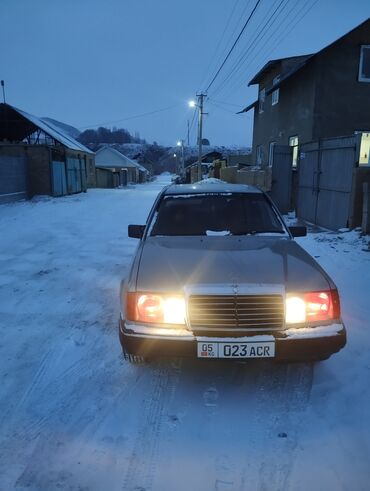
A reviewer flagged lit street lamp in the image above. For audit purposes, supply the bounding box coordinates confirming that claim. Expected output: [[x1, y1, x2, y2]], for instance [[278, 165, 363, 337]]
[[188, 95, 206, 181]]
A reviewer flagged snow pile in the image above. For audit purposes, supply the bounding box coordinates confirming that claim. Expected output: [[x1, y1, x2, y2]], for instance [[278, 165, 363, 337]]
[[195, 177, 226, 185]]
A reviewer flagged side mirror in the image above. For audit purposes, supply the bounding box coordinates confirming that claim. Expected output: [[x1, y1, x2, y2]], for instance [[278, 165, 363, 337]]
[[128, 224, 145, 239], [289, 226, 307, 237]]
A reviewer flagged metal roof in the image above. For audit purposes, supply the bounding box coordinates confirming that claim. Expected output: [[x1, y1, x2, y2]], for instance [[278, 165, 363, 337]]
[[164, 182, 262, 195], [96, 145, 148, 171], [248, 55, 312, 86], [237, 100, 258, 114], [247, 18, 370, 89], [0, 103, 93, 154]]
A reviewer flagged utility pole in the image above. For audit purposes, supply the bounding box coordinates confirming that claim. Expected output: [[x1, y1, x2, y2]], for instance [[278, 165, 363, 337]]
[[1, 80, 5, 104], [176, 140, 185, 178], [187, 120, 190, 146], [197, 93, 206, 181]]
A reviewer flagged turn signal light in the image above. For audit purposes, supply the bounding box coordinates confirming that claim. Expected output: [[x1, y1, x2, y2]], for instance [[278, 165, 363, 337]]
[[286, 290, 340, 324], [126, 293, 186, 325]]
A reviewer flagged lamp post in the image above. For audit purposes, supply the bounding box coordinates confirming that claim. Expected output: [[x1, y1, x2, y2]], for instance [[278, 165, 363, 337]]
[[1, 80, 6, 104], [176, 140, 185, 178], [189, 94, 206, 181], [173, 153, 178, 174]]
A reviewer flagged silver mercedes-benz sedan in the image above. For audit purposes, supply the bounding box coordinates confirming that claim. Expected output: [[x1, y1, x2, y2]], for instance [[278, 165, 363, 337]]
[[119, 181, 346, 363]]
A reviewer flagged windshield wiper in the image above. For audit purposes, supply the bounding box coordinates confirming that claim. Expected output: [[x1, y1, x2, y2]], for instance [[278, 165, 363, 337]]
[[244, 229, 285, 235]]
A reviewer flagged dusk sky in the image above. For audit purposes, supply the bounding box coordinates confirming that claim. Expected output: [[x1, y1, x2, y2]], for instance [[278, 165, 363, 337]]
[[1, 0, 369, 147]]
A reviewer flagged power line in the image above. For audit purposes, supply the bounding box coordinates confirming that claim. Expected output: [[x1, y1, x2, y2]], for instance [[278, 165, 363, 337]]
[[210, 0, 291, 98], [208, 98, 243, 108], [205, 0, 263, 93], [220, 0, 318, 100], [208, 100, 235, 114], [198, 0, 242, 90], [78, 103, 180, 130]]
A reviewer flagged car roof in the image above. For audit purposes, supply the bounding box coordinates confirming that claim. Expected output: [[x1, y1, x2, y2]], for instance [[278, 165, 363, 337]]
[[163, 181, 262, 195]]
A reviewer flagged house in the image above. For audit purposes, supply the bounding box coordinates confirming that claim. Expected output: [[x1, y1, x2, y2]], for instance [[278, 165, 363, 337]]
[[95, 146, 148, 186], [0, 103, 95, 203], [239, 18, 370, 169]]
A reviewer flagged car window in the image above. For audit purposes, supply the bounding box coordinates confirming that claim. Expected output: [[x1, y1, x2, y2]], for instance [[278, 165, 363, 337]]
[[150, 193, 284, 236]]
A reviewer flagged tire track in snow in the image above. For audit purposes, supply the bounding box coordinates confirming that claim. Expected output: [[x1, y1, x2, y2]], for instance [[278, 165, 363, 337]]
[[122, 360, 182, 491], [238, 361, 314, 491], [13, 354, 142, 491]]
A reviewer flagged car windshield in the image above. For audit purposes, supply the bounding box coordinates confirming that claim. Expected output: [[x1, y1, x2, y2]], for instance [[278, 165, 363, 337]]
[[150, 192, 285, 236]]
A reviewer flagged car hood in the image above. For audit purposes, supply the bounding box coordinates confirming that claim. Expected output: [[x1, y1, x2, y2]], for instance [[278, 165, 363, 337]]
[[134, 236, 332, 294]]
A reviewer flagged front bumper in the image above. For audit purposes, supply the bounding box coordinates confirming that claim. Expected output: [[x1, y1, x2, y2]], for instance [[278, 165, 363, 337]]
[[119, 319, 347, 361]]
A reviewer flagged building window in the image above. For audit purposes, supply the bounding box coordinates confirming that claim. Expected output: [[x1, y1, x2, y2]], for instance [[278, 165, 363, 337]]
[[289, 136, 299, 168], [268, 142, 276, 167], [359, 45, 370, 82], [271, 75, 280, 105], [258, 88, 265, 113], [357, 131, 370, 165], [256, 145, 263, 167]]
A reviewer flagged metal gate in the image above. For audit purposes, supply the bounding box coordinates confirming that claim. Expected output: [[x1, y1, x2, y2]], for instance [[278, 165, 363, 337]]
[[66, 157, 87, 194], [297, 135, 360, 230], [51, 161, 67, 196], [0, 155, 27, 204], [270, 145, 293, 213]]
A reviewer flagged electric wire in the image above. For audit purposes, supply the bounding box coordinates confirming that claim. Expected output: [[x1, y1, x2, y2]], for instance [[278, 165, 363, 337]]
[[210, 0, 291, 98], [78, 103, 180, 130], [204, 0, 263, 93], [220, 0, 319, 101], [198, 0, 242, 90]]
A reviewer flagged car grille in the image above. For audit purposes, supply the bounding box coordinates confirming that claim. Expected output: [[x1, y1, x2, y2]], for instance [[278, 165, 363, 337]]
[[188, 294, 284, 331]]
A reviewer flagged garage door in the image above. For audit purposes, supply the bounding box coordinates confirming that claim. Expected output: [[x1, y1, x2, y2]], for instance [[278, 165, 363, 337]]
[[0, 155, 27, 204]]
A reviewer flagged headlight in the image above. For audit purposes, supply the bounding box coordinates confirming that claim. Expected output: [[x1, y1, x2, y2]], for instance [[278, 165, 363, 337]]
[[285, 296, 306, 324], [126, 292, 186, 325], [285, 290, 340, 324]]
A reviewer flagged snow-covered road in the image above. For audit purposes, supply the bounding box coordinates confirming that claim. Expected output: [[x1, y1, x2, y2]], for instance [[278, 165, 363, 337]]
[[0, 175, 369, 491]]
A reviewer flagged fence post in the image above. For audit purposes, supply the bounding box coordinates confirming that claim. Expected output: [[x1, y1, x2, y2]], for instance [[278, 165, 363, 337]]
[[362, 182, 370, 234]]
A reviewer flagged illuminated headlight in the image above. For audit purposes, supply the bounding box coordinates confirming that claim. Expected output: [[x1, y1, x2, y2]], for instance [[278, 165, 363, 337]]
[[285, 290, 340, 324], [126, 292, 186, 325], [163, 297, 186, 324], [285, 296, 306, 324]]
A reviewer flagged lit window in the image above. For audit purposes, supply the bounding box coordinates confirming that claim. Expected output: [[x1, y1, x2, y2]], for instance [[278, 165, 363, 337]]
[[289, 136, 299, 168], [357, 131, 370, 165], [268, 142, 276, 167], [272, 75, 280, 105], [359, 45, 370, 82], [259, 89, 265, 113]]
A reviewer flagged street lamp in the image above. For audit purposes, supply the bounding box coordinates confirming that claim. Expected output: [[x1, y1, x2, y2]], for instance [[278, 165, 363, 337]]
[[188, 95, 206, 181], [176, 140, 185, 177]]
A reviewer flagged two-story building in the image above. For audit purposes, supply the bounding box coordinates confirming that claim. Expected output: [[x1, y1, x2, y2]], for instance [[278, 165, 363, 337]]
[[239, 18, 370, 168]]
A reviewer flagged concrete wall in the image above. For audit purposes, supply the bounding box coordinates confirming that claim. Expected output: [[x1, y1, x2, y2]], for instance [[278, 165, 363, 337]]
[[350, 166, 370, 228], [313, 22, 370, 139], [250, 20, 370, 167], [251, 60, 316, 167], [25, 146, 52, 196], [228, 154, 252, 167]]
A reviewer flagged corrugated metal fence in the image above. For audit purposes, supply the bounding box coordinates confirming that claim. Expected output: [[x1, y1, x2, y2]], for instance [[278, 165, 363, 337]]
[[297, 135, 361, 230]]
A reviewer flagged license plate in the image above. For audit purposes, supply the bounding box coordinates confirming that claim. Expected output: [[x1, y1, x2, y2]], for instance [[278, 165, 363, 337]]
[[197, 341, 275, 359]]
